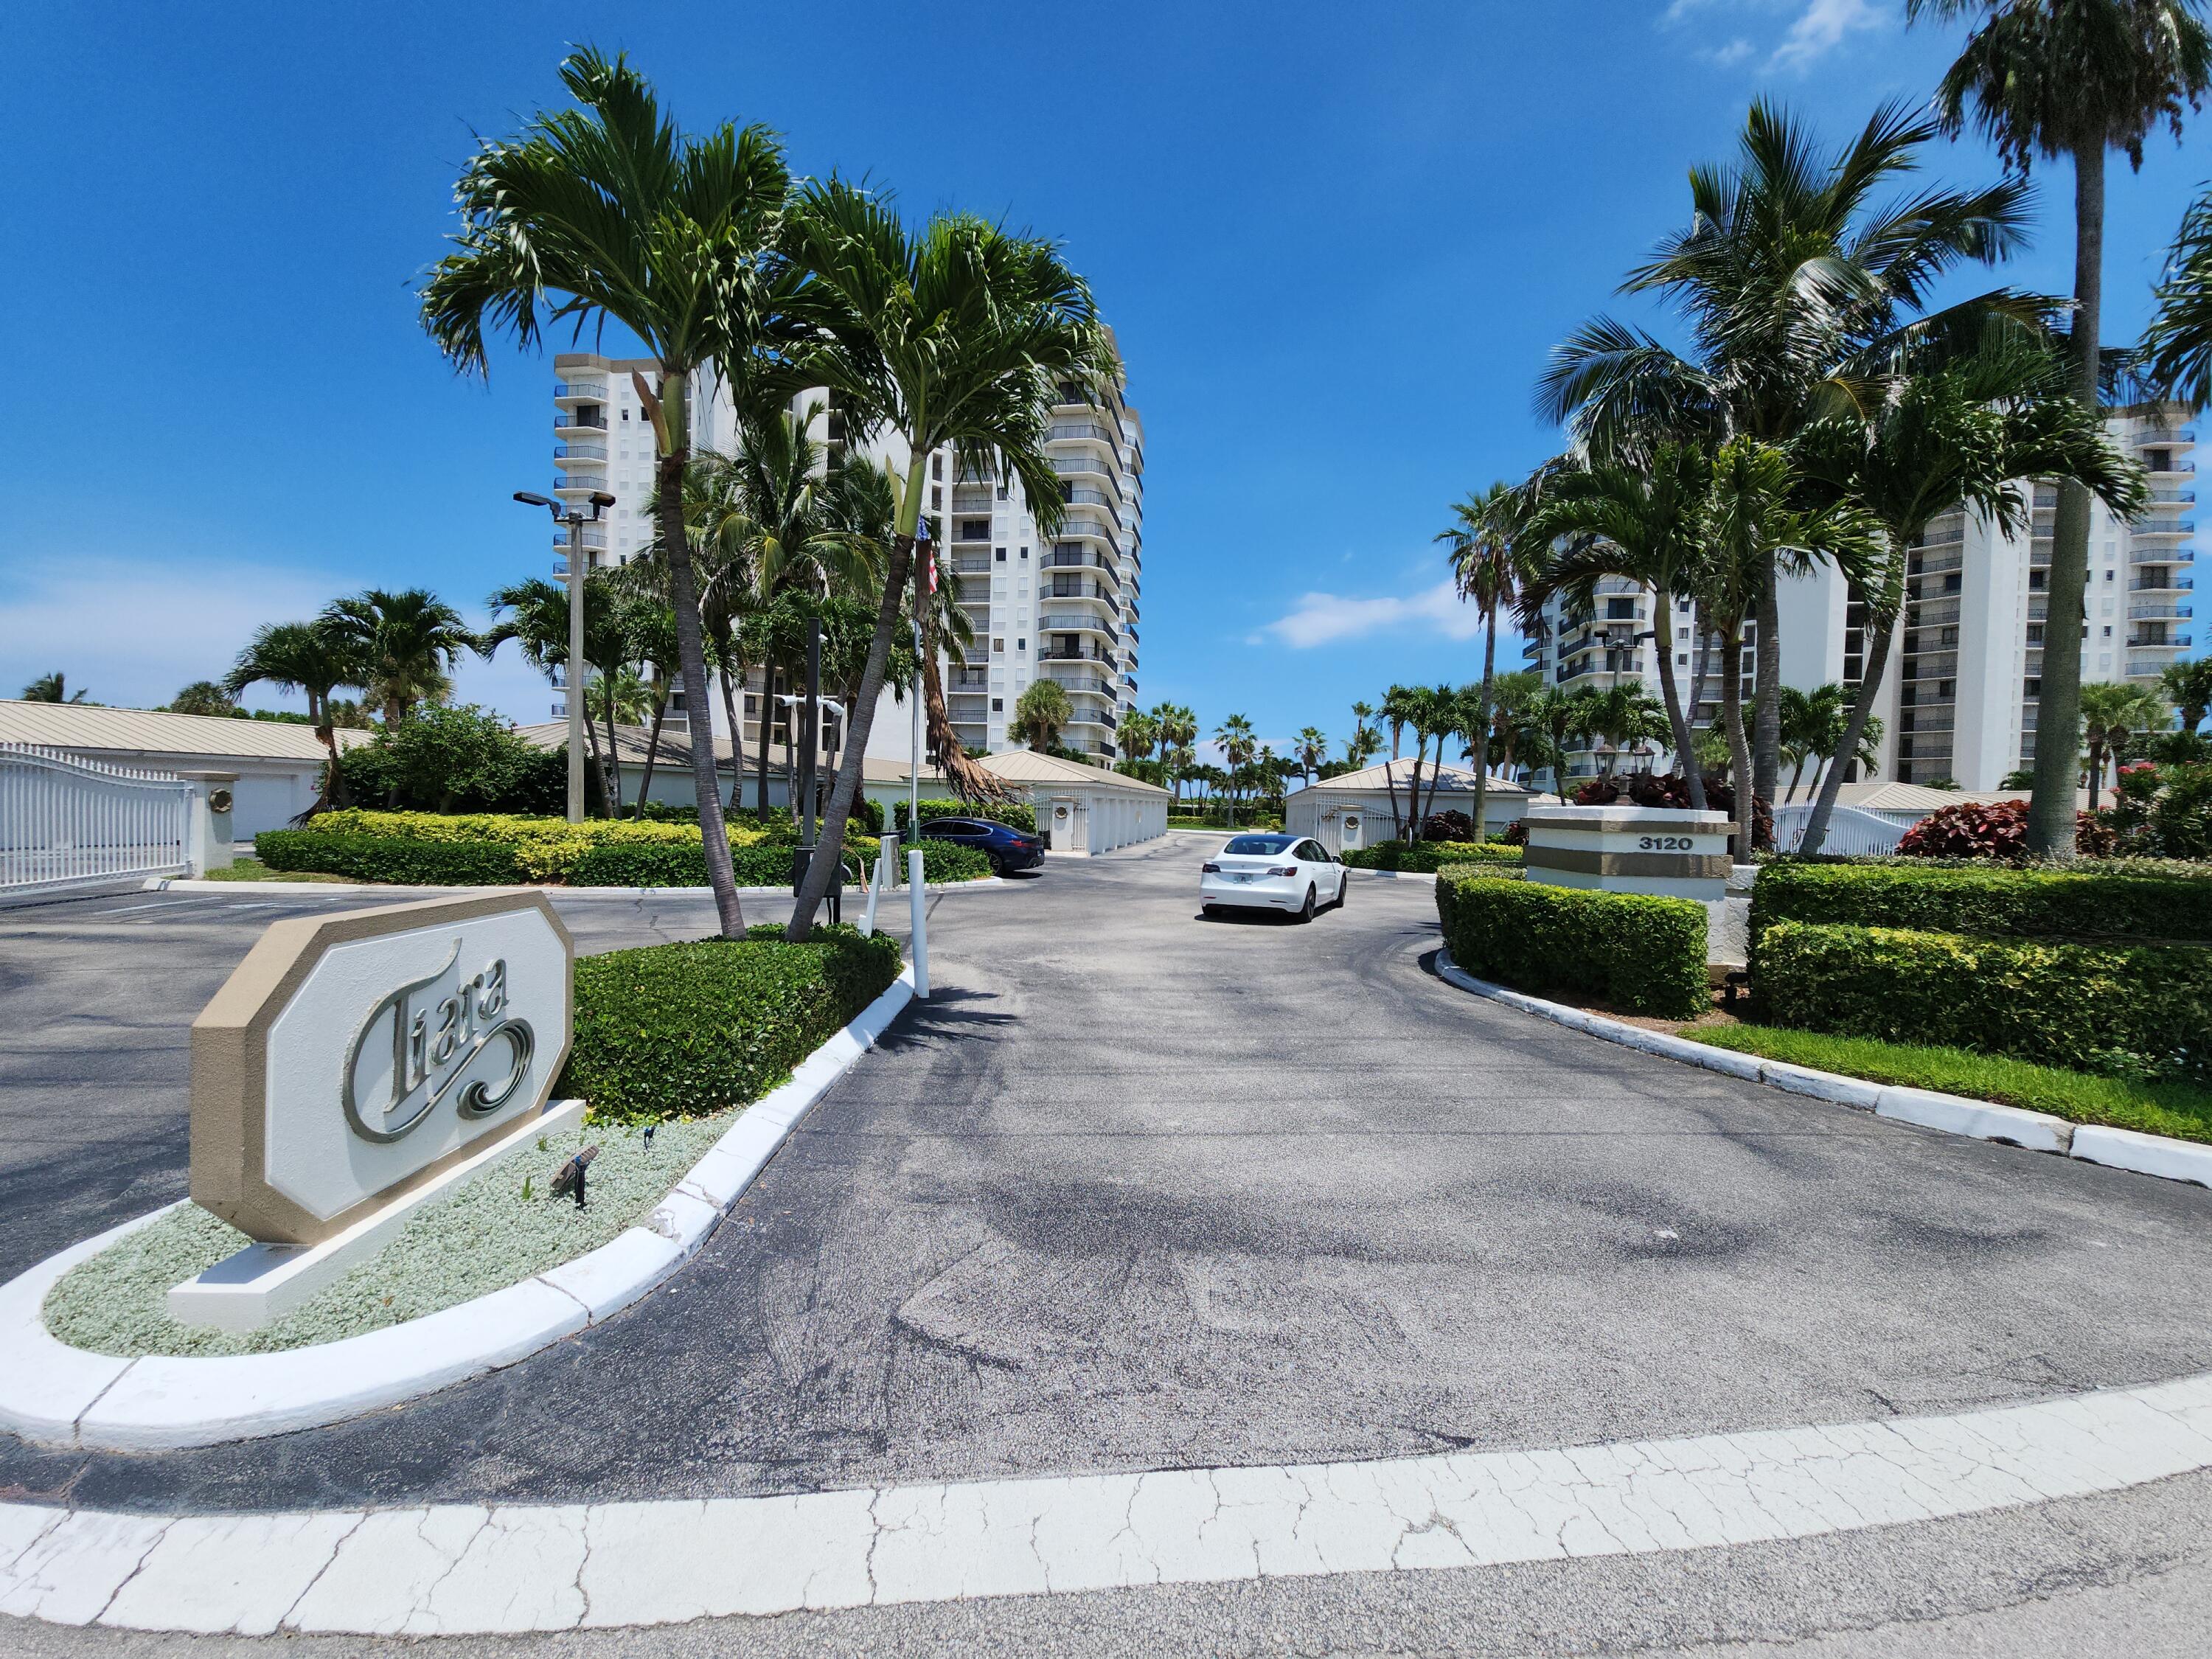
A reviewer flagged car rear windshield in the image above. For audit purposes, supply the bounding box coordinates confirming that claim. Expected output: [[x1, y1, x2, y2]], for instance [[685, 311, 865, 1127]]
[[1222, 835, 1295, 855]]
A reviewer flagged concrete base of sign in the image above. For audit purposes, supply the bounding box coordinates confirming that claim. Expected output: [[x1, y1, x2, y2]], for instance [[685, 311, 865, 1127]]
[[167, 1098, 588, 1334]]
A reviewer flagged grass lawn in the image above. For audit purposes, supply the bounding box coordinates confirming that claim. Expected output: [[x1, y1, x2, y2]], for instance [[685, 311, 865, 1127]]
[[196, 862, 362, 883], [1689, 1024, 2212, 1146]]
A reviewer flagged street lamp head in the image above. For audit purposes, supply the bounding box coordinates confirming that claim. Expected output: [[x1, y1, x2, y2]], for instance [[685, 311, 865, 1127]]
[[588, 491, 617, 510], [512, 491, 556, 510]]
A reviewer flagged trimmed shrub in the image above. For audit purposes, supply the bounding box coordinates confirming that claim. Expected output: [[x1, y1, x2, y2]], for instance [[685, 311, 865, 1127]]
[[1436, 869, 1708, 1018], [1417, 810, 1477, 843], [1346, 839, 1522, 872], [1750, 859, 2212, 946], [255, 831, 524, 886], [1895, 797, 2108, 861], [891, 797, 1036, 837], [561, 926, 903, 1122], [333, 706, 570, 815], [1757, 920, 2212, 1085], [305, 808, 772, 882], [567, 838, 986, 888]]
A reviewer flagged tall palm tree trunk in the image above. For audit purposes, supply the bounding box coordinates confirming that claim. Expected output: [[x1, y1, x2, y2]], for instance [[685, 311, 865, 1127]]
[[582, 711, 609, 818], [718, 669, 744, 813], [790, 519, 919, 936], [1719, 624, 1756, 855], [1800, 602, 1896, 855], [757, 662, 775, 823], [1649, 583, 1707, 810], [1471, 602, 1497, 838], [642, 369, 744, 933], [1752, 566, 1781, 844], [634, 680, 669, 815], [2029, 144, 2106, 863], [601, 675, 625, 818]]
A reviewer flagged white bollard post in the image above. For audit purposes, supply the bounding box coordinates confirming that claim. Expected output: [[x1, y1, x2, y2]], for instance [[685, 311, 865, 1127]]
[[908, 847, 928, 999], [860, 835, 894, 937]]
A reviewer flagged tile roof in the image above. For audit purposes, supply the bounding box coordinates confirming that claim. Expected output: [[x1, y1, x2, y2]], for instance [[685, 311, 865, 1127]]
[[0, 700, 369, 762]]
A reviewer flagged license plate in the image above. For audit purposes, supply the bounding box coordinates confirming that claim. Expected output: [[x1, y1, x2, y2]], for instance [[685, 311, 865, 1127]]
[[1228, 873, 1253, 883]]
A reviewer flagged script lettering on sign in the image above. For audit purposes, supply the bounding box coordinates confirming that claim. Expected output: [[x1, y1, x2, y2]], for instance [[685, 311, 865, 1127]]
[[342, 940, 537, 1144]]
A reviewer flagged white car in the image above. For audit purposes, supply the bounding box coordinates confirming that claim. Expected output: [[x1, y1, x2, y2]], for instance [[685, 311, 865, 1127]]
[[1199, 833, 1349, 922]]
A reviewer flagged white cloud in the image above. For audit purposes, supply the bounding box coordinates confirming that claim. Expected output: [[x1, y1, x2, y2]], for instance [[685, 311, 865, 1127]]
[[1705, 37, 1758, 66], [1256, 577, 1486, 650], [0, 557, 551, 723], [1770, 0, 1886, 69]]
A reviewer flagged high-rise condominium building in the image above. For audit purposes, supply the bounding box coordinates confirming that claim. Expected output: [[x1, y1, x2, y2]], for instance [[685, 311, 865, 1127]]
[[1523, 403, 2198, 793], [546, 347, 1144, 768]]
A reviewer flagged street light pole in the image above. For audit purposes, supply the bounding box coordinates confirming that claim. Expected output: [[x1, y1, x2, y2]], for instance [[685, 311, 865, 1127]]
[[515, 489, 615, 826]]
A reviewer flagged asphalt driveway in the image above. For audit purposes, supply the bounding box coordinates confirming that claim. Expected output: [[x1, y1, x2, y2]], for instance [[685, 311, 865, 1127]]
[[6, 835, 2211, 1522]]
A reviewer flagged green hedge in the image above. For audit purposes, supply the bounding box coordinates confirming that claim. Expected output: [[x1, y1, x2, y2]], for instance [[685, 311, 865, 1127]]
[[1436, 869, 1708, 1018], [560, 925, 903, 1122], [1751, 859, 2212, 946], [256, 831, 524, 886], [1758, 920, 2212, 1085], [569, 839, 987, 888], [1345, 840, 1523, 872], [891, 797, 1037, 836]]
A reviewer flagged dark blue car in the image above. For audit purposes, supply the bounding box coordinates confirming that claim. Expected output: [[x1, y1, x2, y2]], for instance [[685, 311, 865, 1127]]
[[917, 817, 1045, 874]]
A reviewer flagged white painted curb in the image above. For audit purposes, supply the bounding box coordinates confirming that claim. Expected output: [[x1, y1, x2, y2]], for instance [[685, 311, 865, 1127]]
[[0, 966, 918, 1451], [1432, 949, 2210, 1189], [4, 1369, 2212, 1634]]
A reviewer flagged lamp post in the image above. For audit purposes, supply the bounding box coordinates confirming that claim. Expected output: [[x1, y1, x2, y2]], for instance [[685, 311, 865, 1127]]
[[514, 489, 616, 824]]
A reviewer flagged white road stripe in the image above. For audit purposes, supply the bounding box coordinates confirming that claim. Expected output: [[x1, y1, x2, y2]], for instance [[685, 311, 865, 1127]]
[[4, 1371, 2210, 1635]]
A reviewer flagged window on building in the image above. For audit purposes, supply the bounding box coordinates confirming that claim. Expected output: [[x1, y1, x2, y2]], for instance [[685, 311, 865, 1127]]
[[1939, 625, 1958, 647], [931, 454, 943, 480], [1020, 546, 1029, 560], [992, 637, 1004, 653], [2024, 678, 2041, 698], [2103, 625, 2113, 637], [931, 487, 942, 509], [998, 484, 1009, 501], [1943, 573, 1962, 594], [1938, 679, 1955, 698], [991, 698, 1004, 712], [2026, 624, 2044, 644], [1604, 598, 1635, 620], [1017, 639, 1026, 652], [2030, 570, 2046, 591], [995, 547, 1007, 563], [959, 518, 990, 540]]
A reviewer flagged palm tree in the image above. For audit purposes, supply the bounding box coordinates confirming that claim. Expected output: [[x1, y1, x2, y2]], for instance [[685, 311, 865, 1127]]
[[1524, 445, 1719, 805], [1015, 679, 1072, 753], [2081, 679, 2174, 795], [1698, 440, 1882, 848], [2143, 184, 2212, 402], [1214, 714, 1257, 827], [1439, 480, 1548, 835], [1542, 100, 2034, 821], [1377, 684, 1422, 833], [1398, 684, 1462, 838], [2160, 655, 2212, 731], [1792, 331, 2144, 852], [1779, 684, 1846, 802], [1153, 703, 1198, 809], [1343, 724, 1381, 768], [1910, 0, 2212, 856], [481, 573, 633, 815], [781, 181, 1110, 935], [420, 46, 787, 935], [1292, 726, 1328, 787], [226, 621, 366, 813], [1485, 669, 1544, 782], [319, 589, 474, 726], [167, 682, 238, 717], [20, 672, 88, 703]]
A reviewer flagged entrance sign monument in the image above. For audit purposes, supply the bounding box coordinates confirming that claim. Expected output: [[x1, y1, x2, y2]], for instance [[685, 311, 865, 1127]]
[[173, 893, 577, 1329]]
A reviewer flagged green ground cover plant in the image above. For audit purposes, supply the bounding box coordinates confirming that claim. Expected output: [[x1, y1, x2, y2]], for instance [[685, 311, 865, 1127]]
[[44, 1111, 734, 1357], [257, 831, 526, 886], [1756, 920, 2211, 1085], [1346, 840, 1523, 872], [1437, 868, 1708, 1018], [1688, 1024, 2212, 1146], [561, 925, 903, 1121]]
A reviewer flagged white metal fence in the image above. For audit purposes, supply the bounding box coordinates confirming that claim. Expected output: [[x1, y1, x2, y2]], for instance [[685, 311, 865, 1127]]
[[0, 744, 195, 897], [1770, 801, 1913, 856]]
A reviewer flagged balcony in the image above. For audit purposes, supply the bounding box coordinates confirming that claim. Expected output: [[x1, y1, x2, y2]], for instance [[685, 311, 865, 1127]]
[[554, 381, 608, 403], [1037, 643, 1113, 664], [951, 553, 992, 574], [554, 474, 607, 493], [1038, 611, 1116, 636], [2135, 428, 2197, 448], [2152, 487, 2198, 504], [2133, 574, 2193, 591], [554, 443, 608, 463], [1044, 546, 1116, 574], [1046, 420, 1119, 448], [1047, 578, 1117, 605], [2133, 543, 2197, 564], [2129, 602, 2193, 621], [553, 528, 609, 552], [950, 489, 996, 514], [1912, 550, 1964, 577], [2129, 653, 2184, 675], [1046, 673, 1116, 698], [554, 414, 608, 432]]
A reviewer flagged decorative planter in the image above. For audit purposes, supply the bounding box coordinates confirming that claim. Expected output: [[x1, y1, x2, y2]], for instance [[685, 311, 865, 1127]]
[[1519, 806, 1733, 902]]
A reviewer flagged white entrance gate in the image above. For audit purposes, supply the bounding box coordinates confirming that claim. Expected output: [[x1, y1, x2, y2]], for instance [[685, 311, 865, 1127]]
[[1, 744, 197, 898]]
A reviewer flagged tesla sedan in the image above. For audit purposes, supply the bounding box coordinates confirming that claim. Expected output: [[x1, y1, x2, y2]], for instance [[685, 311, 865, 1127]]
[[1199, 833, 1348, 921], [916, 816, 1046, 875]]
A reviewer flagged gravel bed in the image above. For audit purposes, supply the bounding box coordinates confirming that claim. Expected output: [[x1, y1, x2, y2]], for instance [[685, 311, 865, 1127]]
[[44, 1110, 737, 1357]]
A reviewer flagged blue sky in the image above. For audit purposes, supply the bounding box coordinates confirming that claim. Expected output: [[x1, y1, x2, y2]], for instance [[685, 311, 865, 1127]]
[[3, 0, 2206, 759]]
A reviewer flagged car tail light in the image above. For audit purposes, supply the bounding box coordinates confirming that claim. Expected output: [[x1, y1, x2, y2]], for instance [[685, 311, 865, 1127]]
[[1201, 862, 1220, 873], [1267, 865, 1298, 877]]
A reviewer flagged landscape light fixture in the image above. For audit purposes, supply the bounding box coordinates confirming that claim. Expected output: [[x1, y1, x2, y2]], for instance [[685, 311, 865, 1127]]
[[514, 488, 614, 824]]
